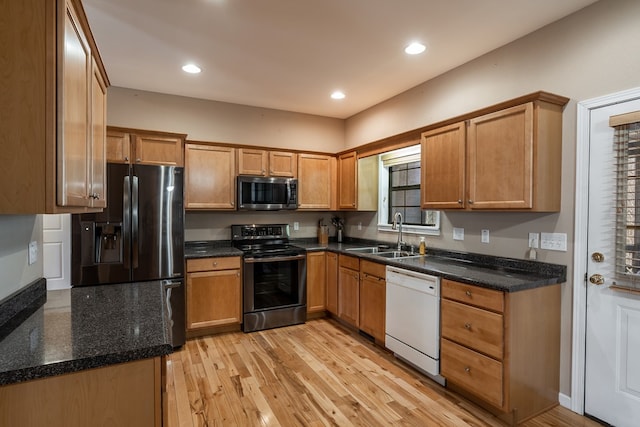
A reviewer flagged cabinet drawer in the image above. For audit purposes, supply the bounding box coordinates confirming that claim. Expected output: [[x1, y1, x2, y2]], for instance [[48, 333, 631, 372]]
[[441, 338, 503, 409], [339, 254, 359, 271], [442, 279, 504, 313], [441, 299, 503, 359], [360, 260, 386, 279], [187, 256, 241, 272]]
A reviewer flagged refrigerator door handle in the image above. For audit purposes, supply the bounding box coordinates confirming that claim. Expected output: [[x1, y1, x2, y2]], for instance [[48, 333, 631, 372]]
[[132, 175, 139, 269], [123, 176, 131, 270]]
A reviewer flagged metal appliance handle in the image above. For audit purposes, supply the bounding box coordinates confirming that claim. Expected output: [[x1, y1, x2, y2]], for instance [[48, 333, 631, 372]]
[[123, 176, 131, 270], [244, 254, 306, 264], [132, 175, 139, 268], [163, 280, 182, 289], [287, 182, 292, 205]]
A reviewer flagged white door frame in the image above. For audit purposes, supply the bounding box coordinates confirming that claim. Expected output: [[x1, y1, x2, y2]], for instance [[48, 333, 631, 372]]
[[572, 86, 640, 414]]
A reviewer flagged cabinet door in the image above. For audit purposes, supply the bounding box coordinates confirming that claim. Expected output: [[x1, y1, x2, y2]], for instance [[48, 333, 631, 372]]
[[338, 266, 359, 327], [238, 148, 268, 176], [298, 153, 336, 210], [185, 144, 236, 210], [467, 103, 533, 209], [106, 130, 131, 164], [187, 269, 241, 330], [326, 252, 338, 315], [421, 122, 466, 209], [306, 251, 326, 313], [269, 151, 297, 177], [298, 153, 335, 210], [89, 58, 107, 208], [134, 134, 184, 166], [359, 273, 385, 341], [338, 151, 357, 209], [58, 0, 91, 207]]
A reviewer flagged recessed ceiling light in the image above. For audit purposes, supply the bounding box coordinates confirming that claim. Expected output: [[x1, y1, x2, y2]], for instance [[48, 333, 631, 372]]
[[404, 42, 426, 55], [331, 91, 346, 100], [182, 63, 201, 74]]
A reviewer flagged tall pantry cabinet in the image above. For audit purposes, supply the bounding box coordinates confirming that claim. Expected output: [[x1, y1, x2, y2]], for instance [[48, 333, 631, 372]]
[[0, 0, 109, 214]]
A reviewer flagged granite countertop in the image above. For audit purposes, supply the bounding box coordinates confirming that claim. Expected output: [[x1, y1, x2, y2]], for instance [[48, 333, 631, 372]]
[[0, 281, 172, 386], [184, 239, 566, 292]]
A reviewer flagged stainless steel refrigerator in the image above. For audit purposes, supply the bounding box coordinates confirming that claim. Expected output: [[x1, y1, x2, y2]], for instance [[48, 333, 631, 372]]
[[71, 163, 185, 347]]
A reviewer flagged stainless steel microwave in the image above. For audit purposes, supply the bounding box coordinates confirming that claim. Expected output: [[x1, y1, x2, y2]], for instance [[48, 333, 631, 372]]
[[237, 176, 298, 210]]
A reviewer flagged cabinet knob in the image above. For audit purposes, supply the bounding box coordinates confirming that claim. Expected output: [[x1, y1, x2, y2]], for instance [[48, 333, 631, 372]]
[[213, 261, 218, 267], [464, 367, 471, 373], [124, 156, 129, 162], [457, 199, 463, 204], [231, 202, 235, 206], [464, 323, 472, 330], [468, 199, 474, 204], [136, 158, 141, 163], [465, 290, 472, 297]]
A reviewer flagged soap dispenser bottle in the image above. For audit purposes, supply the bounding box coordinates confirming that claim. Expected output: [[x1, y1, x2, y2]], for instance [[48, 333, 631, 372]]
[[419, 237, 426, 255]]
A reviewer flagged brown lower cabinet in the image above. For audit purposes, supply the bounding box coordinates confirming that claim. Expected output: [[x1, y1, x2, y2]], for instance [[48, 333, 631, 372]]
[[325, 252, 338, 314], [186, 257, 242, 336], [440, 278, 561, 425], [0, 357, 162, 427], [359, 260, 386, 342], [306, 251, 327, 314], [338, 255, 360, 327]]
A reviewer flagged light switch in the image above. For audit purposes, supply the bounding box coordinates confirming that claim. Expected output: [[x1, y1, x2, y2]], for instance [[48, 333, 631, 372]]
[[293, 222, 299, 231], [28, 241, 38, 265], [481, 229, 490, 243]]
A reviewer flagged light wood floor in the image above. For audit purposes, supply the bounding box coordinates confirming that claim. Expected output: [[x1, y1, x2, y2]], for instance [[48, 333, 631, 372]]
[[165, 318, 602, 426]]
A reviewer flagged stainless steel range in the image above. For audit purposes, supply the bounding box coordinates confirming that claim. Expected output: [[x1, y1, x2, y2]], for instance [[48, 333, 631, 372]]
[[232, 224, 307, 332]]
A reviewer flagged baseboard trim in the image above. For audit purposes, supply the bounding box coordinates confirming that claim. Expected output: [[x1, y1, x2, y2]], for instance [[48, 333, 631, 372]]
[[559, 392, 572, 410]]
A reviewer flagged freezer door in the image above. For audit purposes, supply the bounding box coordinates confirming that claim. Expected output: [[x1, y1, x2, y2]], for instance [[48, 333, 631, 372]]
[[132, 165, 184, 281], [71, 163, 131, 286]]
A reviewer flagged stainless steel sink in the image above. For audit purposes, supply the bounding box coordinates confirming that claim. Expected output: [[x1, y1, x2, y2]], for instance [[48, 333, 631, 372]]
[[375, 250, 420, 259], [346, 247, 384, 254]]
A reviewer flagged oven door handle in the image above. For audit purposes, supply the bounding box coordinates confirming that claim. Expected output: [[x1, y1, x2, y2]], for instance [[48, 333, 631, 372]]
[[244, 254, 306, 263]]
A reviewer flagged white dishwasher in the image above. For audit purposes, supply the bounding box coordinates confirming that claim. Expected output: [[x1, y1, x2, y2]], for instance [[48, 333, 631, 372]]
[[385, 266, 445, 385]]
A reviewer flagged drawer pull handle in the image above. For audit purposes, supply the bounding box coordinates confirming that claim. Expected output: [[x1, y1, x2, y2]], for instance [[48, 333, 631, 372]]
[[464, 323, 472, 330], [213, 261, 218, 267], [465, 290, 472, 297], [464, 367, 471, 373]]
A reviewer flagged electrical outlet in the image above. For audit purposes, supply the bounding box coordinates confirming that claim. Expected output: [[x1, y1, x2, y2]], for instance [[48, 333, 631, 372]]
[[28, 241, 38, 265], [528, 232, 539, 249], [481, 229, 490, 243], [358, 222, 362, 231], [453, 227, 464, 241], [540, 232, 567, 251], [293, 222, 299, 231]]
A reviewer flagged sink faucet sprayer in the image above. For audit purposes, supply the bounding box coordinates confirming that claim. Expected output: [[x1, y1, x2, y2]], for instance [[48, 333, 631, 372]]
[[392, 212, 404, 251]]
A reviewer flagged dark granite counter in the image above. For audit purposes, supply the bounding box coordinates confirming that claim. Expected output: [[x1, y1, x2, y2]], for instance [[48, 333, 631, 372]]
[[185, 240, 242, 259], [293, 240, 566, 292], [0, 281, 172, 386]]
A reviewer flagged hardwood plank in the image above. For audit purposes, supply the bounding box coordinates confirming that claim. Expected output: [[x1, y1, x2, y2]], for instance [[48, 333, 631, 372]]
[[165, 318, 601, 427]]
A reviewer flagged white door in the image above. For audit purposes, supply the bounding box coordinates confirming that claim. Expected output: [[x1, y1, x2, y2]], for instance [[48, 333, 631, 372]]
[[585, 98, 640, 426], [43, 214, 71, 290]]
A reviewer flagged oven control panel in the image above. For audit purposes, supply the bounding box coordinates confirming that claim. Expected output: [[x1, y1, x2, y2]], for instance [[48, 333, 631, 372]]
[[231, 224, 290, 240]]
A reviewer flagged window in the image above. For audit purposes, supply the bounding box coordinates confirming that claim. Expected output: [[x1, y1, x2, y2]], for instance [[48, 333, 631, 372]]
[[377, 145, 440, 235], [615, 120, 640, 291]]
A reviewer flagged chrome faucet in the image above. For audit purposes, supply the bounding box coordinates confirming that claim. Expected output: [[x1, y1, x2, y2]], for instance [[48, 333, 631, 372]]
[[392, 212, 404, 251]]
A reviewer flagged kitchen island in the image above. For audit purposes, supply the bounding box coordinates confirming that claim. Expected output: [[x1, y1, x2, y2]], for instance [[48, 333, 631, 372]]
[[0, 280, 172, 426]]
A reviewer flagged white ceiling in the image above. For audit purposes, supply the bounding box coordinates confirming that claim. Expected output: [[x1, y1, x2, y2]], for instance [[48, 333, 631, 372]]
[[83, 0, 597, 119]]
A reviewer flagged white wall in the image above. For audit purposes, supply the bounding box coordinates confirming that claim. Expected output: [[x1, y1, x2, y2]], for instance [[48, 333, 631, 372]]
[[107, 87, 345, 152], [0, 215, 43, 301]]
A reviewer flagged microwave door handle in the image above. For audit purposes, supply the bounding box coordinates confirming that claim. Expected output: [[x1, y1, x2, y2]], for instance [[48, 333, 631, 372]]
[[287, 182, 292, 206]]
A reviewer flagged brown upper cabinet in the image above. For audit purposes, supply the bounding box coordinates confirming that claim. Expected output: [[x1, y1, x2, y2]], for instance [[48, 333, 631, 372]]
[[107, 127, 185, 167], [185, 143, 236, 210], [0, 0, 109, 213], [297, 153, 336, 210], [337, 151, 357, 210], [421, 93, 568, 212], [237, 148, 297, 177]]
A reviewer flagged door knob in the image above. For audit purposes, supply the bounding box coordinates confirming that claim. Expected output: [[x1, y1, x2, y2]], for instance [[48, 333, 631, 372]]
[[592, 252, 605, 262], [589, 274, 605, 285]]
